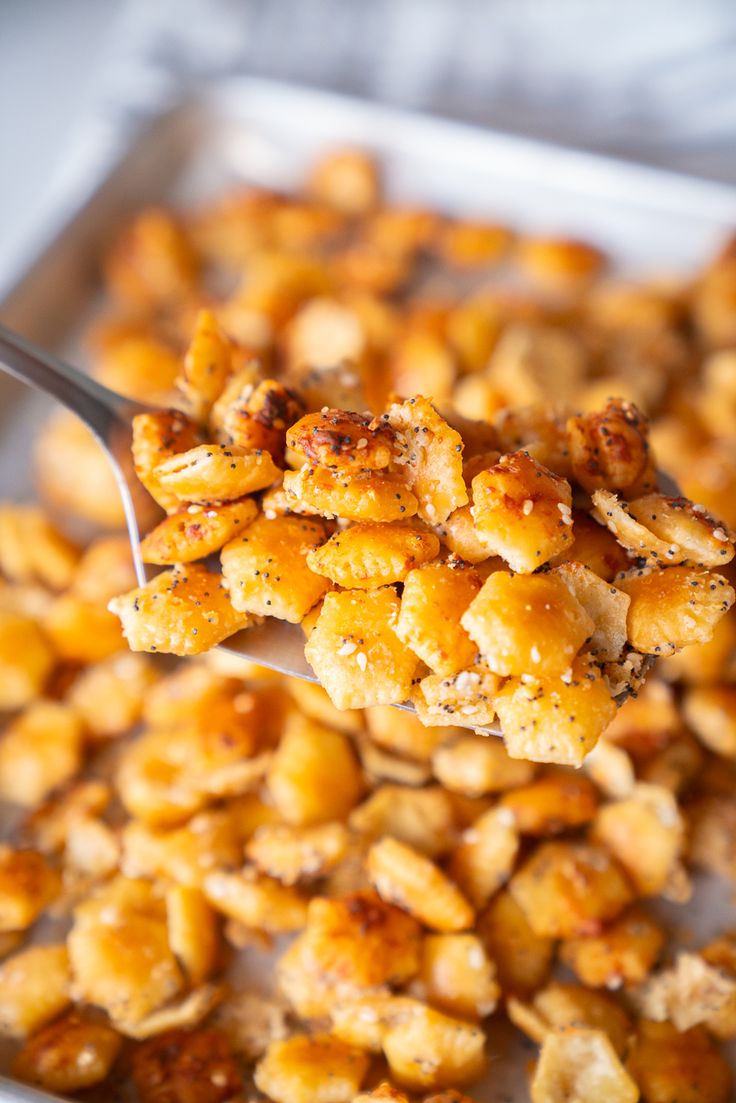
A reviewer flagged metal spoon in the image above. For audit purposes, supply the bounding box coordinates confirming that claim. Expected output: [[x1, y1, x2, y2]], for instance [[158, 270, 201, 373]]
[[0, 323, 492, 725], [2, 323, 672, 733]]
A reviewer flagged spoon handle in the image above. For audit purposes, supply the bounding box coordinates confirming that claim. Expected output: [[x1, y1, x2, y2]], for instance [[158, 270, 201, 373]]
[[0, 322, 157, 586], [0, 322, 143, 444]]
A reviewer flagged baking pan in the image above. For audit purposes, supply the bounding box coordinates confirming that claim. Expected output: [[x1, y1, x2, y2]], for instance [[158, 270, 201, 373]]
[[2, 77, 736, 1102]]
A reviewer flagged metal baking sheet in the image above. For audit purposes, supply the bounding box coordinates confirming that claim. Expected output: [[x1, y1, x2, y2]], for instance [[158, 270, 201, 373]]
[[2, 78, 736, 1102]]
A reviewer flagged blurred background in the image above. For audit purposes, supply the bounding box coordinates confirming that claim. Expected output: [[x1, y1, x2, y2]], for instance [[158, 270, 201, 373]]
[[2, 0, 736, 282]]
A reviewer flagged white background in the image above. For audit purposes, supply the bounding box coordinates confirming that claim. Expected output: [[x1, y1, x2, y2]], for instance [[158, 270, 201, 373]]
[[0, 0, 120, 259]]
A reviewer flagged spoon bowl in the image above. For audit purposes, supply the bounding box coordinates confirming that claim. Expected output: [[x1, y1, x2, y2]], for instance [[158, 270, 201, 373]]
[[0, 323, 680, 734]]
